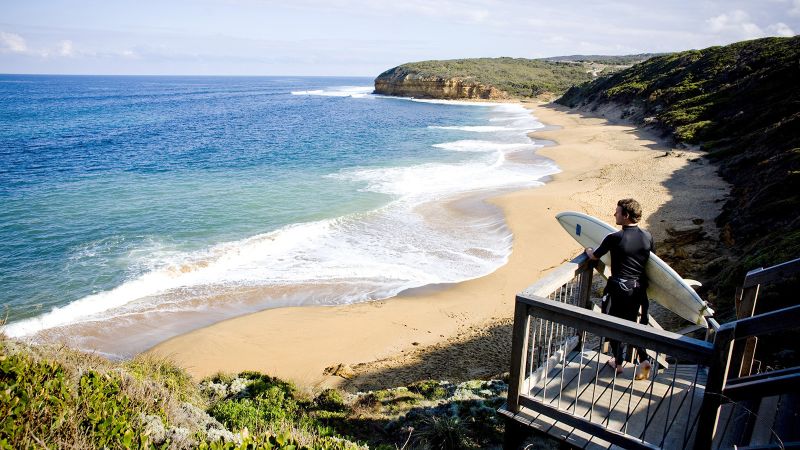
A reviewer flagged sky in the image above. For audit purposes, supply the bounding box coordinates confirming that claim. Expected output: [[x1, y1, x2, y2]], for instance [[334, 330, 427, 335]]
[[0, 0, 797, 76]]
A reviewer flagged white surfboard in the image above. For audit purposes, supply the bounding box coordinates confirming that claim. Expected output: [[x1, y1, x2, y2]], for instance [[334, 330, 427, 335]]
[[556, 211, 714, 327]]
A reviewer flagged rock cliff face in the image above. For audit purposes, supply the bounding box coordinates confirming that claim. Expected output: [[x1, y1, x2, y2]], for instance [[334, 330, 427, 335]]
[[374, 68, 509, 100]]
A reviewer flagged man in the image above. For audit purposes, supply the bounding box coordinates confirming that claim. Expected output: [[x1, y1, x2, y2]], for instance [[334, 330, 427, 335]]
[[585, 198, 653, 380]]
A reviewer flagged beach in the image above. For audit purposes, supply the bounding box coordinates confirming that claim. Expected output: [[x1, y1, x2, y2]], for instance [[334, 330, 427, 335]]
[[149, 101, 727, 391]]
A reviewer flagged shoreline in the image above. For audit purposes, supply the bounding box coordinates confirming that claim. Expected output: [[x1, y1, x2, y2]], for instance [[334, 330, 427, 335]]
[[149, 101, 727, 391]]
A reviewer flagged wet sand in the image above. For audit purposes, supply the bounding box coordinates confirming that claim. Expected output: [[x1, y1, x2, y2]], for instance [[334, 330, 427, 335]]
[[148, 102, 727, 391]]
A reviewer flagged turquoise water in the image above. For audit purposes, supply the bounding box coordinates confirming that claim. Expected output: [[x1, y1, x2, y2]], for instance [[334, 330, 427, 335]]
[[0, 75, 557, 355]]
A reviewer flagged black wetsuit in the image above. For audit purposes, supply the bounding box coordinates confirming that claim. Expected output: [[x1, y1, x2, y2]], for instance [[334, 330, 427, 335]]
[[594, 225, 653, 365]]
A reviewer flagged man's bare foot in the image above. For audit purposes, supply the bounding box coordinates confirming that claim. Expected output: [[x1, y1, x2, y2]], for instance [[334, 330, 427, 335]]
[[635, 360, 652, 380]]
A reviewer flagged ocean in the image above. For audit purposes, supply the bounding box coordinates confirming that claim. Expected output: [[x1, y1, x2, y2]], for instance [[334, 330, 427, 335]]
[[0, 75, 558, 356]]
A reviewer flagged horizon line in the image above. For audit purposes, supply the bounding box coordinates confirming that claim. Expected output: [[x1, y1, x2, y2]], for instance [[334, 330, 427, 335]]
[[0, 72, 378, 78]]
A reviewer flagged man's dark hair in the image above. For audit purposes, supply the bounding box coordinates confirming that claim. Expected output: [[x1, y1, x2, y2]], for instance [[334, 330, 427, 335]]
[[617, 198, 642, 223]]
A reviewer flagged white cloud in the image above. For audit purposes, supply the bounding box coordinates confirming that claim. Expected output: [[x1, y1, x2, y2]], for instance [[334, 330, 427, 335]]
[[790, 0, 800, 17], [466, 9, 489, 23], [0, 31, 28, 53], [59, 40, 74, 56], [767, 22, 796, 36], [706, 10, 764, 39]]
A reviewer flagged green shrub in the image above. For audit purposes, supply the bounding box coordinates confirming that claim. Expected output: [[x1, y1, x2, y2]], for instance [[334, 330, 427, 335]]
[[413, 415, 469, 450], [126, 353, 203, 405], [209, 386, 298, 432], [409, 380, 449, 400], [314, 389, 347, 412], [0, 348, 149, 449], [674, 120, 713, 142]]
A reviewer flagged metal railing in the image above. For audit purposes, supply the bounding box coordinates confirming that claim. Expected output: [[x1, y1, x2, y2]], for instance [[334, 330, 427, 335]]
[[501, 254, 800, 450], [507, 294, 715, 449], [704, 304, 800, 449]]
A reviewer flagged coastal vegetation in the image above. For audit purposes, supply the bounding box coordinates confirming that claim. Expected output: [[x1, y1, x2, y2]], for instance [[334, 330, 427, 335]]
[[557, 36, 800, 303], [2, 336, 547, 449], [0, 337, 365, 449], [373, 56, 650, 99]]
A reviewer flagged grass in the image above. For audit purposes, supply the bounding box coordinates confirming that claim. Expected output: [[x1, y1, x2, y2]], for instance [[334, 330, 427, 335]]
[[0, 335, 527, 449], [0, 337, 365, 449]]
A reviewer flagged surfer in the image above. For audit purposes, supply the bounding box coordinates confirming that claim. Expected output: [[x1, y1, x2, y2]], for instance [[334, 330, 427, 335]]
[[585, 198, 653, 380]]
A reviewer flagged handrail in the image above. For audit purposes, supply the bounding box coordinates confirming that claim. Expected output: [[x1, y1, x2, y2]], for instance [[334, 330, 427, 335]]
[[725, 366, 800, 385], [728, 304, 800, 339], [516, 294, 715, 364], [723, 371, 800, 401], [503, 255, 799, 450], [519, 252, 593, 298], [742, 257, 800, 289], [733, 256, 800, 380]]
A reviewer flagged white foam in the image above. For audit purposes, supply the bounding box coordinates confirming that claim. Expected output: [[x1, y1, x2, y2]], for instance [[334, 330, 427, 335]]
[[291, 86, 373, 98], [429, 125, 524, 132], [5, 99, 560, 339], [432, 140, 535, 153], [399, 97, 507, 107]]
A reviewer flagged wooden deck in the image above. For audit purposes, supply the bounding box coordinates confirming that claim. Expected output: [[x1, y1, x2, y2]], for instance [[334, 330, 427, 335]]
[[500, 349, 707, 449]]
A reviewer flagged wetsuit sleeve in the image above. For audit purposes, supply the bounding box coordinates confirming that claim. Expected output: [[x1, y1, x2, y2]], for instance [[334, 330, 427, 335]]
[[593, 233, 618, 259]]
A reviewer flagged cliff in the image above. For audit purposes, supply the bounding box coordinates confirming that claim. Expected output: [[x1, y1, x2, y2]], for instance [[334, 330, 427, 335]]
[[374, 57, 600, 99], [557, 36, 800, 302], [374, 69, 509, 100]]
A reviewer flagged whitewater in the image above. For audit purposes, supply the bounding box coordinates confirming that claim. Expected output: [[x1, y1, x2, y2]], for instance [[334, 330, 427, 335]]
[[0, 75, 558, 355]]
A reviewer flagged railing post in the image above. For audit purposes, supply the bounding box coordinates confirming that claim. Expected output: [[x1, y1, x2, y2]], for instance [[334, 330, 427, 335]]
[[575, 260, 595, 347], [694, 323, 736, 450], [732, 281, 760, 377], [507, 297, 531, 413], [576, 260, 595, 310]]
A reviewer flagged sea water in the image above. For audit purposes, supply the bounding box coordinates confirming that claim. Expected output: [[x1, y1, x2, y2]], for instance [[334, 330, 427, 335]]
[[0, 75, 558, 356]]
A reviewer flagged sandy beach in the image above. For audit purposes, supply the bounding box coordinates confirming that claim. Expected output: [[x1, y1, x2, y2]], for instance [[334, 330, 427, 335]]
[[149, 102, 727, 391]]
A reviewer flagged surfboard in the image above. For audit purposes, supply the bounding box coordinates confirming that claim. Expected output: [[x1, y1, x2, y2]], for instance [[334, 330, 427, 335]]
[[556, 211, 714, 327]]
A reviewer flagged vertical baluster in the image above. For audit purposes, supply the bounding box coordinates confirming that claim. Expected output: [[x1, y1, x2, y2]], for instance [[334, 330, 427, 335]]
[[607, 364, 616, 428], [591, 337, 602, 422], [543, 318, 553, 403], [574, 330, 586, 416], [683, 364, 702, 448], [640, 351, 660, 442], [624, 368, 634, 435], [558, 332, 567, 410], [660, 359, 681, 448], [556, 285, 564, 343], [527, 317, 538, 394], [568, 275, 575, 306]]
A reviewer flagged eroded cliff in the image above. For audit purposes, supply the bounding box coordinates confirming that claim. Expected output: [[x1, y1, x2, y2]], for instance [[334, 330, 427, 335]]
[[373, 57, 598, 100], [374, 70, 509, 100]]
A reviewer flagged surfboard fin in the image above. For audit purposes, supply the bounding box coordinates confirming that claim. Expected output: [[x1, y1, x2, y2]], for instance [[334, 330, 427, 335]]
[[684, 279, 702, 288]]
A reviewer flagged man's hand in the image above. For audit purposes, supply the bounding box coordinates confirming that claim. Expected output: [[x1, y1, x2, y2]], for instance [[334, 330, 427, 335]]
[[585, 247, 598, 260]]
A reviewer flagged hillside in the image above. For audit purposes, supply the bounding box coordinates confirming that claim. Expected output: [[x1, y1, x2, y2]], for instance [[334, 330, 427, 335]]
[[540, 54, 663, 65], [1, 336, 562, 449], [373, 56, 650, 99], [557, 36, 800, 302]]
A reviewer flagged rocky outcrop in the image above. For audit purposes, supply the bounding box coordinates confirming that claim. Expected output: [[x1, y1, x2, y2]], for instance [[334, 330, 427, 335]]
[[374, 68, 509, 100]]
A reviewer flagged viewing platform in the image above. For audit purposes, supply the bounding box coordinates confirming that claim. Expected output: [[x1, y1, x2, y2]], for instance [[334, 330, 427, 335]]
[[498, 254, 800, 449]]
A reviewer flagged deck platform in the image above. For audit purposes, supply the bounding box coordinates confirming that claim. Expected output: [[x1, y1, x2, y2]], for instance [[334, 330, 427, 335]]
[[500, 349, 708, 449]]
